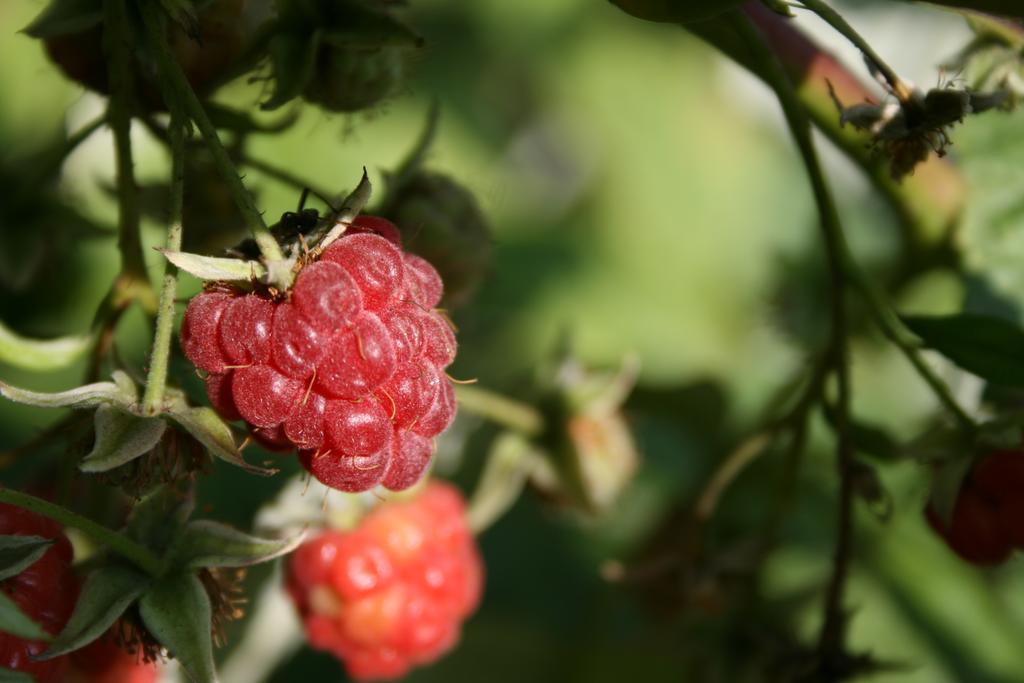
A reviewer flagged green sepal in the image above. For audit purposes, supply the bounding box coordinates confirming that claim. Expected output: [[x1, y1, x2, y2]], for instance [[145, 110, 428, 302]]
[[168, 520, 304, 569], [22, 0, 102, 38], [139, 572, 216, 683], [0, 591, 50, 641], [0, 536, 52, 582], [37, 563, 150, 660], [157, 249, 267, 282], [166, 404, 276, 476], [80, 405, 167, 473]]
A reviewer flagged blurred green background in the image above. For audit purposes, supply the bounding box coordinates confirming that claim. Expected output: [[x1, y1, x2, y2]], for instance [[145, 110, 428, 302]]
[[3, 0, 1024, 681]]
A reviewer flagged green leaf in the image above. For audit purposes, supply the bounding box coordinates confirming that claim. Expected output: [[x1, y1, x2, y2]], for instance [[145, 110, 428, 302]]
[[0, 380, 128, 410], [80, 406, 167, 473], [169, 520, 304, 569], [139, 572, 216, 683], [0, 591, 50, 641], [0, 536, 52, 582], [38, 564, 149, 660], [125, 485, 195, 553], [0, 321, 92, 372], [262, 30, 320, 111], [22, 0, 102, 38], [0, 666, 33, 682], [902, 313, 1024, 387], [157, 249, 266, 282], [167, 405, 276, 476]]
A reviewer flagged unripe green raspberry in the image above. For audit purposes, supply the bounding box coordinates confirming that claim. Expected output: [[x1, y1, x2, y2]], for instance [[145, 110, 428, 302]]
[[384, 173, 492, 307], [304, 43, 414, 113]]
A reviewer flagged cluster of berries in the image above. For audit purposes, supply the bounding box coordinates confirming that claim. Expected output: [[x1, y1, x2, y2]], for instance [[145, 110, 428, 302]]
[[0, 503, 158, 683], [286, 481, 482, 680], [181, 216, 457, 492], [926, 450, 1024, 566]]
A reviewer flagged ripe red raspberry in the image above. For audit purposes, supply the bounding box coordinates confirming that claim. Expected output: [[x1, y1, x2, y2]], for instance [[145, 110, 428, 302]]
[[0, 503, 79, 682], [286, 481, 482, 681], [68, 632, 159, 683], [181, 216, 458, 492]]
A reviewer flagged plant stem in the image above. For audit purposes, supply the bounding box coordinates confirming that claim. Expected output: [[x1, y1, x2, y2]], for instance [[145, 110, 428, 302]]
[[0, 489, 162, 576], [138, 3, 284, 268], [103, 0, 150, 287], [726, 9, 855, 663], [454, 385, 544, 437], [695, 430, 775, 522], [141, 110, 186, 415], [796, 0, 911, 100], [845, 269, 977, 432], [239, 155, 336, 209]]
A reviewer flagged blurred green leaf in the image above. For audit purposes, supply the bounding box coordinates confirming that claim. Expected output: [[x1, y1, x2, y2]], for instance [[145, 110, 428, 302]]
[[39, 563, 149, 660], [139, 572, 216, 683], [0, 536, 51, 582], [22, 0, 101, 38], [0, 591, 49, 641], [0, 321, 92, 372], [903, 313, 1024, 387], [80, 405, 167, 473], [168, 520, 304, 569]]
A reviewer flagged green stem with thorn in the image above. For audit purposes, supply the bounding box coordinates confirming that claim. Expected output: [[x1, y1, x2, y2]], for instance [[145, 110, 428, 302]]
[[138, 3, 285, 271], [141, 109, 187, 415]]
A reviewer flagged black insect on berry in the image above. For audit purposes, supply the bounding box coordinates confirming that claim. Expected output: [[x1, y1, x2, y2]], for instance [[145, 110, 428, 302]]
[[272, 208, 322, 243]]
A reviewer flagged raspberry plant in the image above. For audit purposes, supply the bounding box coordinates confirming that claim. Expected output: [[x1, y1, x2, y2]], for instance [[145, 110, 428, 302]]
[[0, 0, 1023, 682]]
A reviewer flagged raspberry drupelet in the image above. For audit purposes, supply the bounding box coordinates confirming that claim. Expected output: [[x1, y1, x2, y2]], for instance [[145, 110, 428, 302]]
[[0, 503, 79, 682], [181, 216, 457, 492], [286, 481, 483, 680]]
